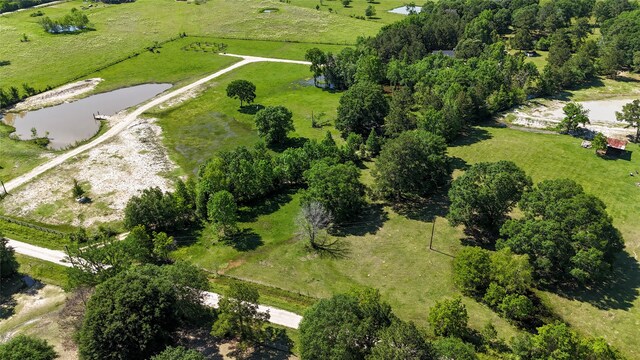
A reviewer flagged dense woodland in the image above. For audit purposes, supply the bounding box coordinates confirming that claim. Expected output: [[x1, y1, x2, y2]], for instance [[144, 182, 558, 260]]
[[2, 0, 639, 359]]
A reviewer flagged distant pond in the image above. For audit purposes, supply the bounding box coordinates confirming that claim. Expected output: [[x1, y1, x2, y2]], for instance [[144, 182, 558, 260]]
[[2, 83, 171, 150], [388, 5, 422, 15]]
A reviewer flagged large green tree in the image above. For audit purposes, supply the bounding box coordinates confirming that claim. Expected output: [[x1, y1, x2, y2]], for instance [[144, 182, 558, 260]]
[[559, 102, 590, 133], [373, 130, 449, 201], [0, 335, 57, 360], [427, 297, 468, 338], [78, 264, 208, 360], [226, 79, 256, 107], [498, 179, 624, 285], [305, 48, 327, 87], [447, 161, 531, 237], [299, 288, 394, 360], [368, 320, 433, 360], [302, 161, 365, 223], [207, 190, 238, 238], [616, 99, 640, 142], [336, 81, 389, 137], [254, 105, 294, 146], [452, 246, 492, 296]]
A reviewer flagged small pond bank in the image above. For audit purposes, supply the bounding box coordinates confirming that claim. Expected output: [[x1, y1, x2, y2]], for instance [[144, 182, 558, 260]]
[[2, 83, 171, 149]]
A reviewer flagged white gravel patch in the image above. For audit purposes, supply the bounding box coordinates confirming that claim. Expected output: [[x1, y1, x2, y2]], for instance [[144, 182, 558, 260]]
[[505, 99, 638, 138], [1, 116, 176, 227], [10, 78, 103, 112]]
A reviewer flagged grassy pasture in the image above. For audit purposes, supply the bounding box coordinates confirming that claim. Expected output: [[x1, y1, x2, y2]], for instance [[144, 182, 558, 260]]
[[149, 61, 343, 175], [0, 0, 379, 90]]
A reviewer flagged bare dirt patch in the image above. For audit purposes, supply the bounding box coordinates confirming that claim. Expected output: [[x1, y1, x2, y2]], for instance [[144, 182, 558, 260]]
[[10, 78, 103, 112], [0, 282, 76, 360], [0, 115, 177, 227], [502, 98, 638, 138]]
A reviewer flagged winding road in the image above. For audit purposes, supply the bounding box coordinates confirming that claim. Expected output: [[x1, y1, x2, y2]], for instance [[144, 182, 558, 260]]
[[3, 54, 312, 329], [6, 238, 303, 329], [4, 54, 310, 194]]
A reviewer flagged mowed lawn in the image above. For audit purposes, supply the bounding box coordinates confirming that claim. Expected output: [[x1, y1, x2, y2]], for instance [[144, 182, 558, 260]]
[[0, 0, 380, 90], [149, 61, 343, 175]]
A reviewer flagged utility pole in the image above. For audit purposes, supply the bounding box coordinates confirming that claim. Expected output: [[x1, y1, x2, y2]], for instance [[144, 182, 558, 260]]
[[429, 219, 435, 250]]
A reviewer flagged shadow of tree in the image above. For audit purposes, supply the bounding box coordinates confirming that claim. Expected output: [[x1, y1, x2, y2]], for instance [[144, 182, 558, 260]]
[[450, 156, 469, 171], [392, 188, 451, 223], [239, 104, 265, 115], [332, 203, 389, 237], [224, 229, 263, 252], [0, 276, 45, 320], [549, 251, 640, 311], [238, 189, 296, 223], [450, 126, 493, 147], [269, 137, 308, 152]]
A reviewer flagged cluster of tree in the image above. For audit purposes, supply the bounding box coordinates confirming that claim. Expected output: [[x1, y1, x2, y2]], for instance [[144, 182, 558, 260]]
[[0, 84, 38, 109], [0, 0, 56, 14], [558, 102, 590, 134], [38, 8, 90, 34], [124, 181, 196, 233], [299, 288, 622, 360], [454, 247, 538, 324], [600, 8, 640, 74], [499, 179, 624, 285]]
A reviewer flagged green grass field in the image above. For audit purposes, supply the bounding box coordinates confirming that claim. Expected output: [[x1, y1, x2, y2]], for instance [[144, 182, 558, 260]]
[[0, 0, 379, 90], [149, 61, 343, 174]]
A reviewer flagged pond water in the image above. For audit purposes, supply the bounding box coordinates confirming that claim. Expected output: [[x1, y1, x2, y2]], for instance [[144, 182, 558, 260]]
[[2, 83, 171, 149], [388, 5, 422, 15]]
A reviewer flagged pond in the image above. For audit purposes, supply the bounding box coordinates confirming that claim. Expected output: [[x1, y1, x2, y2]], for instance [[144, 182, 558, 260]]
[[2, 83, 171, 150], [388, 5, 422, 15]]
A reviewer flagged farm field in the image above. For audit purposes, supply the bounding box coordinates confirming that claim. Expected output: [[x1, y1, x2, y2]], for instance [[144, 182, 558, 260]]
[[0, 0, 377, 90]]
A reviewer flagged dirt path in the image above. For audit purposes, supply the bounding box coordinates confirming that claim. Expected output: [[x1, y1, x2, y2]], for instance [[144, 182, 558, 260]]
[[3, 55, 311, 194], [6, 238, 303, 329]]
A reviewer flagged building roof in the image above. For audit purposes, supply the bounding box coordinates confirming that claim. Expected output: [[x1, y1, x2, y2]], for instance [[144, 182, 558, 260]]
[[606, 137, 627, 150]]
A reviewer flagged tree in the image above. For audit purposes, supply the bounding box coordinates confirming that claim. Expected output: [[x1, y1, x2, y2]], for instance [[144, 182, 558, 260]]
[[226, 80, 256, 108], [1, 236, 19, 280], [489, 248, 533, 295], [365, 5, 376, 18], [592, 132, 608, 154], [302, 161, 365, 223], [373, 130, 449, 201], [512, 28, 534, 51], [428, 297, 468, 338], [124, 187, 180, 232], [498, 179, 624, 285], [616, 99, 640, 142], [447, 161, 532, 237], [452, 247, 491, 296], [299, 289, 394, 360], [152, 346, 204, 360], [432, 337, 478, 360], [79, 266, 185, 360], [254, 105, 294, 146], [71, 178, 85, 198], [342, 0, 351, 7], [297, 201, 334, 251], [305, 48, 327, 87], [152, 232, 175, 262], [211, 282, 270, 344], [384, 86, 416, 137], [455, 38, 485, 59], [0, 335, 57, 360], [559, 102, 590, 133], [366, 129, 381, 157], [207, 190, 237, 238], [336, 81, 389, 137], [368, 320, 433, 360], [498, 294, 534, 321]]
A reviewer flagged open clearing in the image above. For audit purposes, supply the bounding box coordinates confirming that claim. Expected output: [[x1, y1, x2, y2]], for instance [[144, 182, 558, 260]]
[[504, 98, 640, 137]]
